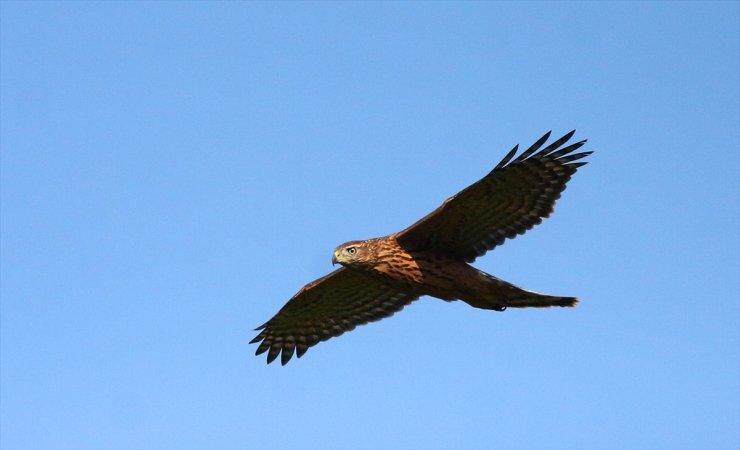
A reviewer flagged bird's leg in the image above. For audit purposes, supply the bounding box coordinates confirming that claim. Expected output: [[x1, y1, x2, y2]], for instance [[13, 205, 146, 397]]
[[491, 300, 508, 312]]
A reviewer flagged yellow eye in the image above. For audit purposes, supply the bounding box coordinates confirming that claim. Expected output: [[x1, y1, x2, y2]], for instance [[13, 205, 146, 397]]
[[346, 247, 357, 255]]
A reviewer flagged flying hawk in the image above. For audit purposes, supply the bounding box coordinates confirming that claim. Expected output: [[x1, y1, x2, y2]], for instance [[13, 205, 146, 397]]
[[252, 130, 591, 365]]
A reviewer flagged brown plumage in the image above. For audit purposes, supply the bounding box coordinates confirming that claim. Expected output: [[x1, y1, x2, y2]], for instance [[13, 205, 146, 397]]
[[252, 130, 592, 365]]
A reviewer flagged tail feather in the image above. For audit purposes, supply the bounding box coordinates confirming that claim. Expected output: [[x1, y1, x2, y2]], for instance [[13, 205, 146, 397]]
[[505, 293, 578, 308], [461, 270, 578, 310]]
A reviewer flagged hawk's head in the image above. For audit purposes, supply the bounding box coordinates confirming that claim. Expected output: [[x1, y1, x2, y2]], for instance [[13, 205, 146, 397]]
[[332, 240, 373, 267]]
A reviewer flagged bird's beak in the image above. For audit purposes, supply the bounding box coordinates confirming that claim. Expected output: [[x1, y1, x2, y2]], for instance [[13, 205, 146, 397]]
[[332, 251, 339, 266]]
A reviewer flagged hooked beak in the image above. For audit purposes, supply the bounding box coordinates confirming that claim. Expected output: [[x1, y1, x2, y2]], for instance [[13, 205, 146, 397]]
[[332, 251, 339, 266]]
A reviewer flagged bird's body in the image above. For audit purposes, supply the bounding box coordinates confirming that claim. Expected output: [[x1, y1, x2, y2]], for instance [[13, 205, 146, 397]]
[[337, 237, 487, 301], [333, 236, 576, 311], [252, 130, 592, 365]]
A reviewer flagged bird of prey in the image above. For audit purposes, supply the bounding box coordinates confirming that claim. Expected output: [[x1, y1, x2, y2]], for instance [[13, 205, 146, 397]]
[[252, 130, 591, 365]]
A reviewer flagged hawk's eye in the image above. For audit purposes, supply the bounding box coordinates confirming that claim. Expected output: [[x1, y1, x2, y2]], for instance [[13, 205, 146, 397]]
[[346, 247, 357, 255]]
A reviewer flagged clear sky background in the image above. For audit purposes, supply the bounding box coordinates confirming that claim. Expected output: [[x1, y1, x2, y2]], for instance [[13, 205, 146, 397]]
[[1, 2, 738, 450]]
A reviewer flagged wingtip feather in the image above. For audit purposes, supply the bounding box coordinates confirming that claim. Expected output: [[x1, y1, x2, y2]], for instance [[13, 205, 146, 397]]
[[494, 144, 519, 169], [266, 345, 281, 364], [255, 339, 272, 355], [557, 151, 592, 164], [512, 131, 552, 163], [536, 130, 577, 157]]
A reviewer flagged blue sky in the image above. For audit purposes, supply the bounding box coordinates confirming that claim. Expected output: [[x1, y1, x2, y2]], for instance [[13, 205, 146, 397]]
[[1, 2, 738, 449]]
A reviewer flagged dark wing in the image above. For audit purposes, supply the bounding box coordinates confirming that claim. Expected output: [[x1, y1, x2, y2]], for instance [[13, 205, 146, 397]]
[[251, 268, 418, 365], [395, 130, 591, 262]]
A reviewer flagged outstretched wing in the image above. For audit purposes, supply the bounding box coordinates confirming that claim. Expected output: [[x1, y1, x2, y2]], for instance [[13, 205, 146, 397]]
[[395, 130, 591, 262], [251, 268, 418, 365]]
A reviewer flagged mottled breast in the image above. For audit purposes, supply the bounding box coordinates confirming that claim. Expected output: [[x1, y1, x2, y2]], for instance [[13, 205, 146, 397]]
[[366, 237, 424, 285]]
